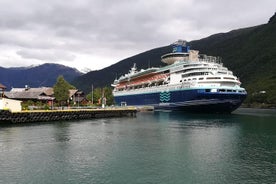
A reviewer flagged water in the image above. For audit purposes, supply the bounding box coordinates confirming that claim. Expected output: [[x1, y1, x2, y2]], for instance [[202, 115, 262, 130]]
[[0, 108, 275, 184]]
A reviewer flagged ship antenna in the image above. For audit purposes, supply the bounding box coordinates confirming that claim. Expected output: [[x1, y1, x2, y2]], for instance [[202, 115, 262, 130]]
[[130, 63, 137, 74]]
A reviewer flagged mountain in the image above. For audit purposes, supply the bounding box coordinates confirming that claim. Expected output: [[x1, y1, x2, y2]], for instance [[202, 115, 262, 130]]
[[73, 13, 276, 105], [72, 46, 170, 93], [0, 63, 83, 90], [189, 13, 276, 105]]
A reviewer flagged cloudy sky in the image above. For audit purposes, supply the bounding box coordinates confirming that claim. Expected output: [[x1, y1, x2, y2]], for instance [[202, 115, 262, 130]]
[[0, 0, 275, 72]]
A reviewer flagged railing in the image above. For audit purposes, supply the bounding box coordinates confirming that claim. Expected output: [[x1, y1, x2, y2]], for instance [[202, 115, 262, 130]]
[[113, 83, 195, 96]]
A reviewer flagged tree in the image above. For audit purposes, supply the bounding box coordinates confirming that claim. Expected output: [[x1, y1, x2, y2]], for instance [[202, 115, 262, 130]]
[[103, 86, 114, 106], [86, 87, 100, 105], [53, 75, 76, 106], [86, 86, 114, 106]]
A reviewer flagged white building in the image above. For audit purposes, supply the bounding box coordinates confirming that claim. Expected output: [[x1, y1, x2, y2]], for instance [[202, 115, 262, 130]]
[[0, 98, 22, 112]]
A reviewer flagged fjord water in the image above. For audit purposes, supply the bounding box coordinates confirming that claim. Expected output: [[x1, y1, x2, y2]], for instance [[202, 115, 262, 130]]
[[0, 109, 275, 184]]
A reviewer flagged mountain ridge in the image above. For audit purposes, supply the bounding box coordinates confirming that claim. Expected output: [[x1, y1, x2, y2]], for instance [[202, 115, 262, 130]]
[[1, 13, 275, 105], [72, 13, 276, 105], [0, 63, 83, 90]]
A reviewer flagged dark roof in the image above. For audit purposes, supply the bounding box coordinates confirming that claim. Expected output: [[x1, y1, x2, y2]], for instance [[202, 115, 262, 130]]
[[5, 87, 54, 100], [10, 87, 53, 95], [5, 91, 54, 100]]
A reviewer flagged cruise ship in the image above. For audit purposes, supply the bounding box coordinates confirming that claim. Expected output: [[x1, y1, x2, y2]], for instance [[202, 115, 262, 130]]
[[112, 40, 247, 113]]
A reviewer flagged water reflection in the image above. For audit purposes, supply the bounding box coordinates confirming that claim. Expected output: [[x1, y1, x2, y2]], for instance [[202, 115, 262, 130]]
[[53, 122, 71, 142], [151, 110, 276, 183], [0, 109, 275, 183]]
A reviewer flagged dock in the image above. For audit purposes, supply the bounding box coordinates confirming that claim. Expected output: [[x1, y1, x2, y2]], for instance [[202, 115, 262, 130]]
[[0, 107, 137, 123]]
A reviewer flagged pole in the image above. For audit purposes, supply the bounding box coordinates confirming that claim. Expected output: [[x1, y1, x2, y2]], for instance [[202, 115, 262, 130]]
[[91, 84, 93, 105], [77, 93, 80, 108], [101, 88, 105, 108]]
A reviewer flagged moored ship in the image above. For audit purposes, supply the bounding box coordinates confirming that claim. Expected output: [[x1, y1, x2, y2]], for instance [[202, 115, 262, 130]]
[[112, 40, 247, 113]]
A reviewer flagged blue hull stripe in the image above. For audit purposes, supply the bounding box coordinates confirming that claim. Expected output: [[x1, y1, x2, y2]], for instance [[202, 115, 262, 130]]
[[114, 89, 246, 113]]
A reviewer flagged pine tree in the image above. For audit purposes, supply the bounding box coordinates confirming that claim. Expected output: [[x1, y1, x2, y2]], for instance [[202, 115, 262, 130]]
[[53, 75, 75, 106]]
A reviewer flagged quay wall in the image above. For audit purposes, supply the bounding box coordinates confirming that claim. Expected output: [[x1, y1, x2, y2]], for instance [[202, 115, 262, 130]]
[[0, 107, 137, 123]]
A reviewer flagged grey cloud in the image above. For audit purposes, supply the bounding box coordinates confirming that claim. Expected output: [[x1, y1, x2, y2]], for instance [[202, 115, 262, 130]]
[[0, 30, 58, 49], [16, 49, 75, 61], [0, 0, 275, 70]]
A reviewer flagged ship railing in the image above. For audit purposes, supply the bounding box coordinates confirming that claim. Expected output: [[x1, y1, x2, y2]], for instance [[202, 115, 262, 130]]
[[114, 83, 188, 95], [198, 55, 222, 64]]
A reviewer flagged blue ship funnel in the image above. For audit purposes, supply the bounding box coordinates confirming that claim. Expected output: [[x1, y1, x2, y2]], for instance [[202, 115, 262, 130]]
[[172, 40, 189, 53], [173, 45, 183, 53]]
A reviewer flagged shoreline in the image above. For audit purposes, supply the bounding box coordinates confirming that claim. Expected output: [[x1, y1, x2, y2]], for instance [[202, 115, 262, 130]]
[[241, 103, 276, 109], [0, 107, 137, 123], [234, 107, 276, 115]]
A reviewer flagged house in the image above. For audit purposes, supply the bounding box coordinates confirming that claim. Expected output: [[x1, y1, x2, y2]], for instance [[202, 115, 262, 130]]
[[4, 86, 55, 104], [5, 86, 87, 104], [4, 85, 87, 107], [0, 83, 22, 112], [0, 98, 22, 112], [69, 89, 87, 105], [0, 83, 6, 97]]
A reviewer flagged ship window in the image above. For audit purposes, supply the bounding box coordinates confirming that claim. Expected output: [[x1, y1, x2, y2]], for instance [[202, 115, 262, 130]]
[[219, 89, 226, 92], [224, 77, 235, 80], [199, 78, 204, 80], [192, 78, 196, 80], [205, 89, 210, 92], [206, 77, 221, 80]]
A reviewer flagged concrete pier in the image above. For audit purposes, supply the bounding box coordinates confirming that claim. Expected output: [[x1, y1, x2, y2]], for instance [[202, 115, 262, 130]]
[[0, 107, 137, 123]]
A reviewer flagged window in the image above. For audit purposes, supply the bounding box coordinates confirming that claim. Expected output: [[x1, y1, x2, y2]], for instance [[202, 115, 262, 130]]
[[206, 77, 221, 80], [224, 77, 235, 80]]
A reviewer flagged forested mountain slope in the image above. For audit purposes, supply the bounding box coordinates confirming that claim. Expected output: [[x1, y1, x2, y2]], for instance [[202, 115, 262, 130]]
[[73, 13, 276, 106], [0, 63, 82, 90]]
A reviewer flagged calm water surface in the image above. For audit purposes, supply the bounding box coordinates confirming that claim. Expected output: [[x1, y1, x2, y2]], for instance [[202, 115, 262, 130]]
[[0, 108, 275, 184]]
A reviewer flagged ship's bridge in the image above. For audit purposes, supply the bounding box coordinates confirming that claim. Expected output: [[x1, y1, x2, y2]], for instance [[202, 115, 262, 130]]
[[161, 50, 199, 65], [161, 40, 200, 65], [161, 53, 189, 64]]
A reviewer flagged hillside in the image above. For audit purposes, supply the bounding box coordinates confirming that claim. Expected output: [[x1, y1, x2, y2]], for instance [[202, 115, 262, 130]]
[[72, 46, 170, 92], [189, 13, 276, 105], [0, 63, 83, 90], [73, 13, 276, 105]]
